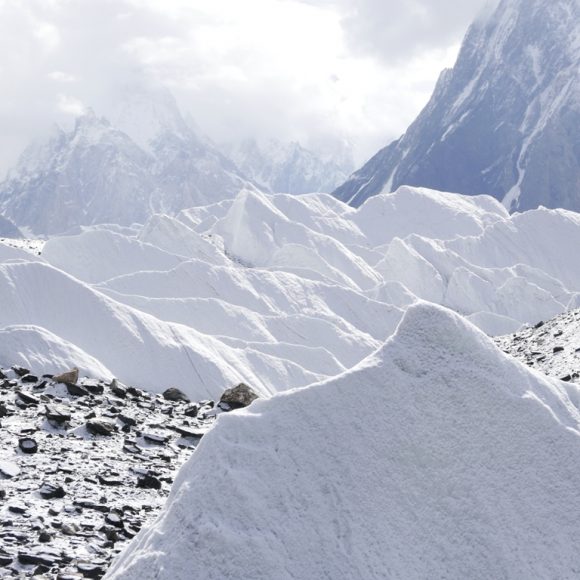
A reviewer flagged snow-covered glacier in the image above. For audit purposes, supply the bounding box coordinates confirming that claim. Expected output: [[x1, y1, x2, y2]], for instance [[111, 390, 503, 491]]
[[1, 186, 579, 400], [2, 185, 580, 579]]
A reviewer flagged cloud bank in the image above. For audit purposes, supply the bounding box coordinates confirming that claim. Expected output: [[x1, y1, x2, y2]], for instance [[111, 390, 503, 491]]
[[0, 0, 494, 175]]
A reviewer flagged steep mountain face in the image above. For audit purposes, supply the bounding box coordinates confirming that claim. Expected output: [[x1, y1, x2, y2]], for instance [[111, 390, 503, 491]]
[[0, 90, 257, 235], [334, 0, 580, 211], [0, 114, 153, 235], [0, 215, 22, 238], [227, 139, 353, 194]]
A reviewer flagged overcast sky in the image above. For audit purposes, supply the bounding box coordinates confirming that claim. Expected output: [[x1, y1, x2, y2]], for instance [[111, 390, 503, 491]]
[[0, 0, 496, 175]]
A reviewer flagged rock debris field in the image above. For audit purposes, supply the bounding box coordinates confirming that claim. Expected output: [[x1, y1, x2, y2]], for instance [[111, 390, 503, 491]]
[[0, 308, 578, 578], [0, 365, 254, 578], [495, 308, 580, 383]]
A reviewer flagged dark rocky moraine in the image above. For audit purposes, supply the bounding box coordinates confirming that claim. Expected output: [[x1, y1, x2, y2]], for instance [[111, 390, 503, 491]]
[[0, 366, 256, 578]]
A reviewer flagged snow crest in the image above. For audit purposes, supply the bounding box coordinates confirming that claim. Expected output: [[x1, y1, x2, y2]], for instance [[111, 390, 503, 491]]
[[107, 302, 580, 579], [1, 185, 579, 398]]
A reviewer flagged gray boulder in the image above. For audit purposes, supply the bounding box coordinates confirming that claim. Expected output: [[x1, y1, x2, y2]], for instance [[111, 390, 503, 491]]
[[219, 383, 259, 409]]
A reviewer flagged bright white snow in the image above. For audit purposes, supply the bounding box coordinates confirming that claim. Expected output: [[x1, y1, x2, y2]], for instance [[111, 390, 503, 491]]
[[106, 302, 580, 579], [1, 185, 580, 399]]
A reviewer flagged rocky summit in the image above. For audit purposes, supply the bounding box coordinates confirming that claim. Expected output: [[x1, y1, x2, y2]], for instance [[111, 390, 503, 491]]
[[0, 365, 256, 578], [333, 0, 580, 211]]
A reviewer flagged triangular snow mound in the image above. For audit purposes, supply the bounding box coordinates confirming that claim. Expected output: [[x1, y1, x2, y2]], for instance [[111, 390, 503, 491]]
[[351, 186, 508, 247], [107, 302, 580, 580], [138, 214, 227, 265], [0, 325, 113, 379], [213, 189, 381, 290]]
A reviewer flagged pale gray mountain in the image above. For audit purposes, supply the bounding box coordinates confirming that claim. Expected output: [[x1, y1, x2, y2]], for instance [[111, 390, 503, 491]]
[[0, 214, 21, 238], [334, 0, 580, 211], [0, 113, 153, 235], [228, 139, 353, 194], [0, 90, 257, 235]]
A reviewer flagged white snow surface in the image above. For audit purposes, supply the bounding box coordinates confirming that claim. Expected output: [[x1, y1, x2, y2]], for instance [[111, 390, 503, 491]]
[[1, 186, 580, 398], [107, 302, 580, 579]]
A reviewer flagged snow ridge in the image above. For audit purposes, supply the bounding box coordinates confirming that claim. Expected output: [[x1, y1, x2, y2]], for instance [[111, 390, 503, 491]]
[[0, 185, 579, 401]]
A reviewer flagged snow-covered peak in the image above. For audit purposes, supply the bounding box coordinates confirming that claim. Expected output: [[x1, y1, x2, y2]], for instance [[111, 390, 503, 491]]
[[333, 0, 580, 212], [227, 137, 352, 194], [0, 89, 256, 234], [111, 85, 192, 152], [7, 124, 67, 179], [69, 109, 139, 150]]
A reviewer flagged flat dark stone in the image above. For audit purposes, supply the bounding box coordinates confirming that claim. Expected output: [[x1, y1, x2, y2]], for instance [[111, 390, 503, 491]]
[[143, 433, 168, 445], [12, 366, 30, 377], [118, 414, 137, 427], [66, 383, 90, 397], [16, 391, 40, 405], [18, 437, 38, 454], [39, 482, 66, 499], [86, 420, 117, 437], [18, 551, 58, 567], [162, 387, 190, 402], [97, 475, 123, 487], [168, 424, 204, 438], [0, 552, 13, 566], [77, 562, 106, 578], [136, 474, 162, 490], [8, 504, 27, 514], [82, 380, 104, 395], [45, 404, 72, 423]]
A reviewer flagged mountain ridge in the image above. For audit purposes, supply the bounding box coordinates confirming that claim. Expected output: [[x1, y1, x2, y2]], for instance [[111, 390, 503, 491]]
[[0, 91, 259, 235], [333, 0, 580, 211]]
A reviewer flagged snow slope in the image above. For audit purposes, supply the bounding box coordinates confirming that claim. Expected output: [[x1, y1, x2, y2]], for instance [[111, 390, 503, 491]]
[[107, 302, 580, 579], [1, 185, 580, 399], [0, 261, 325, 397]]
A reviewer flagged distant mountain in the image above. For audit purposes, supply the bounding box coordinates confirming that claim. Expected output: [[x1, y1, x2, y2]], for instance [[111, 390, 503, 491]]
[[334, 0, 580, 211], [0, 214, 21, 238], [227, 138, 353, 194], [0, 88, 257, 235]]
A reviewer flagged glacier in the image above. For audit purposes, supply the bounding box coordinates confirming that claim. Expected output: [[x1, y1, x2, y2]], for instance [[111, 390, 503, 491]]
[[1, 186, 579, 400]]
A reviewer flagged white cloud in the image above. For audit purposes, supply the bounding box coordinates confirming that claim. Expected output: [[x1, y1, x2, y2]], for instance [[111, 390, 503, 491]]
[[48, 70, 76, 82], [0, 0, 495, 175], [57, 94, 85, 116], [335, 0, 498, 63], [33, 20, 60, 51]]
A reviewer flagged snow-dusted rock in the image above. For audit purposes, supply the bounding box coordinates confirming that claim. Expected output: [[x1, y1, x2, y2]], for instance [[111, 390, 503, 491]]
[[334, 0, 580, 212]]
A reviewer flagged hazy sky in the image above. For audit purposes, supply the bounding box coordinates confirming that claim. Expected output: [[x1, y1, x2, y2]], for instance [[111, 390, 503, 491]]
[[0, 0, 496, 174]]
